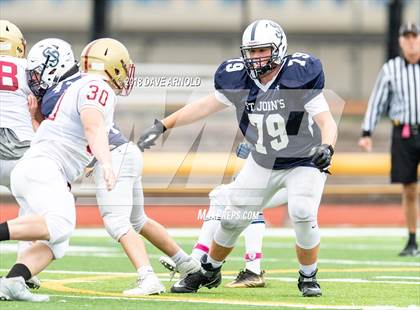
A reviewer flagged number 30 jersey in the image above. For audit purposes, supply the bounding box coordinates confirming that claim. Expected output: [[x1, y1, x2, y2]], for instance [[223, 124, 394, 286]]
[[24, 74, 116, 182], [0, 56, 34, 141], [214, 53, 329, 170]]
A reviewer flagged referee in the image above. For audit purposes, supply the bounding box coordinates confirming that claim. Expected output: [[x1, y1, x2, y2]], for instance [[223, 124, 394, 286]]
[[359, 22, 420, 256]]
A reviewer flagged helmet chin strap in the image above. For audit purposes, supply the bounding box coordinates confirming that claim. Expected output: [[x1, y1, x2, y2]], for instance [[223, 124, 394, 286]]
[[257, 57, 287, 81]]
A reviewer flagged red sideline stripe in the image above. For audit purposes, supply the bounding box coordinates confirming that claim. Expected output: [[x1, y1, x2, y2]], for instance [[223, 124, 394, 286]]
[[0, 203, 411, 227]]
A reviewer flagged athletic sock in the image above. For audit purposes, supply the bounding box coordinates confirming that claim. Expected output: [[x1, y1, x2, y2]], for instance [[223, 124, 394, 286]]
[[408, 232, 417, 245], [6, 263, 32, 281], [207, 255, 223, 269], [245, 253, 263, 274], [244, 217, 265, 274], [191, 219, 219, 260], [137, 265, 154, 279], [0, 222, 10, 241], [171, 249, 189, 266], [300, 262, 317, 277]]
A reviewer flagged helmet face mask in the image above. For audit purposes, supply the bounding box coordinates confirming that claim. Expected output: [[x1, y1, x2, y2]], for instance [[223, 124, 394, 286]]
[[240, 43, 280, 80], [26, 65, 48, 98], [241, 20, 287, 80], [120, 61, 135, 96], [106, 59, 135, 96]]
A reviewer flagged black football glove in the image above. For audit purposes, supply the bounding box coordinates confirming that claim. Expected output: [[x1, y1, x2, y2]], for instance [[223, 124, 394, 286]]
[[137, 119, 167, 151], [310, 144, 334, 171]]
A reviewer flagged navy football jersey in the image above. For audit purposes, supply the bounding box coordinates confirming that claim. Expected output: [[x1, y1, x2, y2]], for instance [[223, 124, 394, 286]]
[[214, 53, 325, 170], [41, 73, 128, 149]]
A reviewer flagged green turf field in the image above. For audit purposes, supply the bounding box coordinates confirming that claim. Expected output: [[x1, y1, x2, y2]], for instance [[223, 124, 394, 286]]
[[0, 231, 419, 309]]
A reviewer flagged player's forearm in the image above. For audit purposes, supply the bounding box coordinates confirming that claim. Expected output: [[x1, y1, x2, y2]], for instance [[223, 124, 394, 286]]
[[161, 95, 225, 129], [31, 112, 44, 132], [84, 123, 112, 166], [314, 111, 337, 147], [81, 109, 112, 166]]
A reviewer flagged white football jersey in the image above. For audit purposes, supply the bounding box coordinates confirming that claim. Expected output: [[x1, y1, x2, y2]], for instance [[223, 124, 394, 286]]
[[24, 74, 116, 182], [0, 56, 34, 141]]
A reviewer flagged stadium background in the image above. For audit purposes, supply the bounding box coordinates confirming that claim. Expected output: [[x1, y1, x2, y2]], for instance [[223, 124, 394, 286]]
[[0, 0, 419, 228]]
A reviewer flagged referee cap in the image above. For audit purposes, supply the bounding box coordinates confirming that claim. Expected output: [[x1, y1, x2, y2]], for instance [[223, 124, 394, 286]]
[[399, 22, 419, 36]]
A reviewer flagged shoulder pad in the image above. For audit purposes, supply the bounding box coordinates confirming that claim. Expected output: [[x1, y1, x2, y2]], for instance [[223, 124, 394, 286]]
[[214, 58, 249, 91], [280, 53, 324, 89]]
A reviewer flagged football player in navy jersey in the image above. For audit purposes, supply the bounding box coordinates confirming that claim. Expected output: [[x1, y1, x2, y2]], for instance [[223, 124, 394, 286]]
[[138, 19, 337, 297]]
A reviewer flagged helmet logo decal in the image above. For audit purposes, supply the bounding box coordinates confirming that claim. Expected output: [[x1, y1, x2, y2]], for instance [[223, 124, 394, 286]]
[[269, 22, 283, 39], [42, 47, 60, 67]]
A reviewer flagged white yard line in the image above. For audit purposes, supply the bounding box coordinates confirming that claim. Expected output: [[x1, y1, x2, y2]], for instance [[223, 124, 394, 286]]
[[1, 268, 418, 285], [318, 259, 420, 267], [72, 228, 418, 238], [2, 244, 419, 267], [46, 294, 420, 310]]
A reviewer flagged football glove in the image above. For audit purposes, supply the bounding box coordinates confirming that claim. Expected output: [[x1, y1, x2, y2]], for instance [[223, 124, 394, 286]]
[[236, 142, 254, 159], [310, 144, 334, 171], [137, 119, 167, 151]]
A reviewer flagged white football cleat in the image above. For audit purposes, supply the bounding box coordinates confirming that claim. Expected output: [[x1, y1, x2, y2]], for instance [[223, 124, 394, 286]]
[[123, 273, 165, 296], [0, 277, 49, 302], [159, 256, 176, 272]]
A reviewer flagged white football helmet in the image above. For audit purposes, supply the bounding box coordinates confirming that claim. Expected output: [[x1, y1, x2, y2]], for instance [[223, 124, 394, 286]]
[[241, 19, 287, 80], [26, 38, 76, 97]]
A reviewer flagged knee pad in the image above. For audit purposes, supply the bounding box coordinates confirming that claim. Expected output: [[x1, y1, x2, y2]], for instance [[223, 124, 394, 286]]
[[45, 211, 75, 244], [293, 221, 320, 249], [103, 213, 133, 241], [42, 239, 69, 259], [214, 206, 253, 248], [288, 194, 318, 223]]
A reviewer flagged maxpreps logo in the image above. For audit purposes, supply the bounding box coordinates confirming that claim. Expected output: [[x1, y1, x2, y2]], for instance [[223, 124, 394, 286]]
[[42, 47, 60, 67]]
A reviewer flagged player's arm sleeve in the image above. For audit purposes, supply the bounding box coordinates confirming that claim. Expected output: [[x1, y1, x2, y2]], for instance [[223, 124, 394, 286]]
[[214, 62, 235, 106], [214, 89, 234, 106], [77, 82, 112, 117], [304, 92, 330, 118], [361, 64, 391, 136]]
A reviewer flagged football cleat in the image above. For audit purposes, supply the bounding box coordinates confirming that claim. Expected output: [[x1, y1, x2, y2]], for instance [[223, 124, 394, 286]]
[[158, 256, 200, 280], [170, 255, 222, 293], [159, 256, 176, 272], [225, 269, 265, 288], [0, 277, 49, 302], [123, 273, 165, 296], [26, 276, 41, 289], [297, 269, 322, 297], [176, 257, 201, 278], [398, 242, 419, 257]]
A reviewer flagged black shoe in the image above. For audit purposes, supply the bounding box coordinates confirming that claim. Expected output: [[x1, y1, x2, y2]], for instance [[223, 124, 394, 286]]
[[170, 254, 222, 293], [298, 269, 322, 297], [399, 242, 419, 257], [225, 269, 265, 288]]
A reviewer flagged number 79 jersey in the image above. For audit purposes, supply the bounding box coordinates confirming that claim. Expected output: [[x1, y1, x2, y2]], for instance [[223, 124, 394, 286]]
[[25, 74, 116, 182], [214, 53, 329, 170]]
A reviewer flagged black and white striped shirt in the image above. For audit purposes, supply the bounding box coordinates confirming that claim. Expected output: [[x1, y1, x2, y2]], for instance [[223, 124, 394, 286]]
[[362, 56, 420, 135]]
